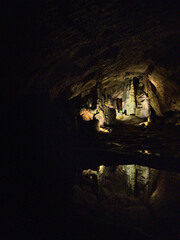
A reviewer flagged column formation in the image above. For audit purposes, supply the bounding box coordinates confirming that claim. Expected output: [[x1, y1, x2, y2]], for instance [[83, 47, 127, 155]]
[[128, 79, 136, 115]]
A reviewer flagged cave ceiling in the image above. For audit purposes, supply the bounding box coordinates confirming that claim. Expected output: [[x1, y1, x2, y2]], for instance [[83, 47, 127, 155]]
[[5, 0, 180, 103]]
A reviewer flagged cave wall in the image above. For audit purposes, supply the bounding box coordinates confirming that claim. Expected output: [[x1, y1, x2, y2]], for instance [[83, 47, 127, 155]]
[[3, 1, 180, 238], [3, 0, 179, 115], [135, 81, 150, 118]]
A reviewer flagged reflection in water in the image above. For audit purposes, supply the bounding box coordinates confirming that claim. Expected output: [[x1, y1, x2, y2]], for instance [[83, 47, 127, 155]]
[[73, 165, 156, 205], [72, 165, 180, 239]]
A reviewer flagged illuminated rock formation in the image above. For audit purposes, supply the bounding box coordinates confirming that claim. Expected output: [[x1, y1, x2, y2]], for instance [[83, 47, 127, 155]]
[[3, 0, 180, 239]]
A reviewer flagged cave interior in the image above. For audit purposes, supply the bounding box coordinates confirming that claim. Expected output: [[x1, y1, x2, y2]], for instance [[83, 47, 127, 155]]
[[3, 0, 180, 239]]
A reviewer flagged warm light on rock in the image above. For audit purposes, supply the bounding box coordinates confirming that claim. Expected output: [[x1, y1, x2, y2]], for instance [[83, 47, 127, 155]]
[[5, 0, 180, 238], [80, 108, 94, 121]]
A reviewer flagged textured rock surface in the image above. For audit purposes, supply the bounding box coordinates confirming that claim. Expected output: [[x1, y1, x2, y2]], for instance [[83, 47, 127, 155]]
[[123, 79, 136, 115], [104, 106, 116, 125], [135, 79, 151, 118], [4, 0, 180, 113], [3, 1, 180, 239]]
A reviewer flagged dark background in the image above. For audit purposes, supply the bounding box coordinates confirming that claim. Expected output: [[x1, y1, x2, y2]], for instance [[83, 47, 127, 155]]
[[2, 0, 180, 239]]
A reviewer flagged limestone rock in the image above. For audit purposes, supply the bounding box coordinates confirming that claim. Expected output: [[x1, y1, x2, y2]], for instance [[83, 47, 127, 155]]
[[123, 79, 136, 115], [104, 106, 116, 125], [135, 86, 150, 118]]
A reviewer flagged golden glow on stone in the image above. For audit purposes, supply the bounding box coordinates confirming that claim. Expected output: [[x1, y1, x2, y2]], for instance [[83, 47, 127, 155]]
[[82, 169, 97, 176], [138, 149, 151, 155], [137, 121, 149, 127], [99, 165, 105, 174], [99, 127, 111, 133], [80, 108, 94, 121]]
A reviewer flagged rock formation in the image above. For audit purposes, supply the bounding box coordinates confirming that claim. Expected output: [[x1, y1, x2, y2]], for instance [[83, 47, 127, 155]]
[[3, 0, 180, 239]]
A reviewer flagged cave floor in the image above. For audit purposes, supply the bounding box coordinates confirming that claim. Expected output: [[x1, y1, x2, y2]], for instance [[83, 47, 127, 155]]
[[68, 118, 180, 240], [73, 117, 180, 172]]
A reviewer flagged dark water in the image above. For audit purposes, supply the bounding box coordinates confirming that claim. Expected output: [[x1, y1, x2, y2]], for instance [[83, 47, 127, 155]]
[[68, 120, 180, 240], [74, 119, 180, 172], [4, 98, 180, 240]]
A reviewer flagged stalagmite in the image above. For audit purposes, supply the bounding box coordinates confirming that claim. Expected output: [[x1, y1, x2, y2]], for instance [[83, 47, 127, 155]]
[[123, 79, 136, 115], [129, 79, 136, 115]]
